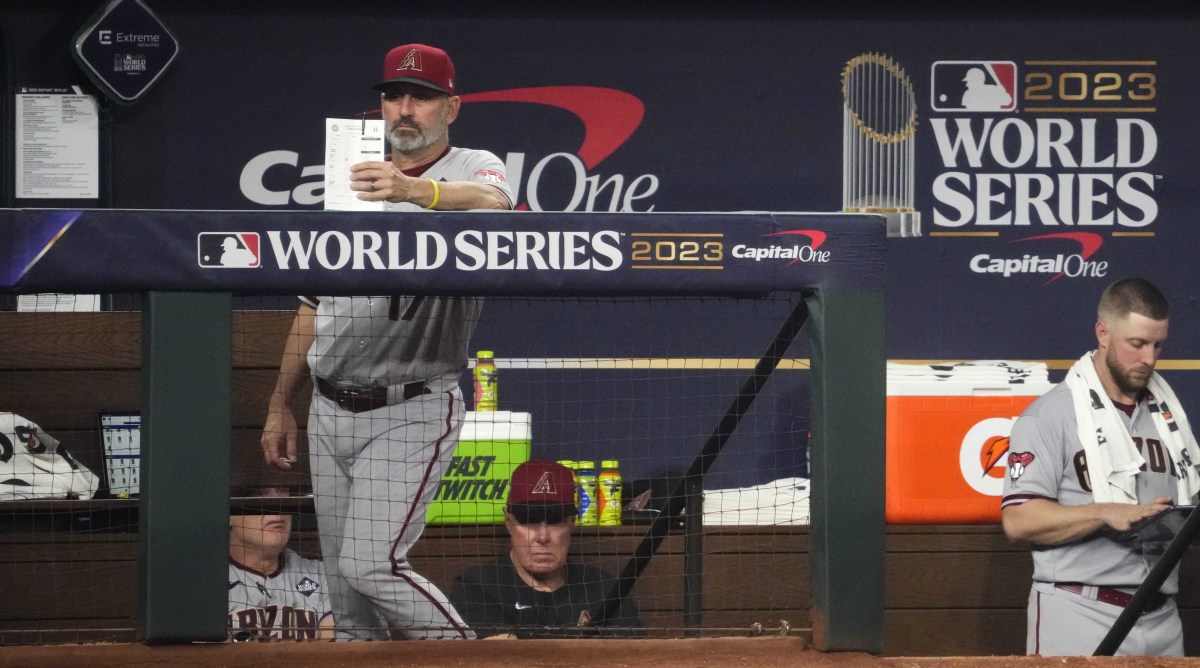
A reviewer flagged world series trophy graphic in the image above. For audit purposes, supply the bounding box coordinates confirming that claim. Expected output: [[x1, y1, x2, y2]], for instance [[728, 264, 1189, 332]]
[[842, 52, 920, 237]]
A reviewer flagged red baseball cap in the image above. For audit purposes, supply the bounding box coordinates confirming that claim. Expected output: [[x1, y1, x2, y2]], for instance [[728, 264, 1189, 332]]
[[373, 43, 456, 95], [507, 460, 576, 512]]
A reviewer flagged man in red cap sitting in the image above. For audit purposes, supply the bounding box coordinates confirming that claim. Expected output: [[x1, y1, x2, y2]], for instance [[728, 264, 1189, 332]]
[[450, 460, 644, 638]]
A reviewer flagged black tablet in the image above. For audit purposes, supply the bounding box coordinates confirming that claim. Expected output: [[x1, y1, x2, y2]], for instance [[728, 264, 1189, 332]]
[[1109, 505, 1195, 543]]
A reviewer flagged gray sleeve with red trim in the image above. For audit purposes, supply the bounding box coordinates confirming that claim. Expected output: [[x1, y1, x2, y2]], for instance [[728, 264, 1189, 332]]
[[1001, 384, 1078, 509], [424, 147, 514, 209]]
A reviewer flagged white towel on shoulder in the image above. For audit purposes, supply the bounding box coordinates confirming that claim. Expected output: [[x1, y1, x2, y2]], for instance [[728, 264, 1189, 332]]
[[1066, 352, 1200, 505]]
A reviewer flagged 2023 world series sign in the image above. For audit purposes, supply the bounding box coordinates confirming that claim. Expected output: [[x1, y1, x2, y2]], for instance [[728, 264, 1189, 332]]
[[0, 209, 883, 297]]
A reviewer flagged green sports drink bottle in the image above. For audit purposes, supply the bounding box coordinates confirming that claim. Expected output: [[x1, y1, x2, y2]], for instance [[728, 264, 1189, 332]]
[[598, 459, 622, 526], [473, 351, 498, 411], [576, 460, 598, 526]]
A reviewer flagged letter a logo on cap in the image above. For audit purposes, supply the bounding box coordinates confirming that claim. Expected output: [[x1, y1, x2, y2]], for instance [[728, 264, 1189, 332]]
[[530, 471, 554, 495], [398, 48, 422, 72]]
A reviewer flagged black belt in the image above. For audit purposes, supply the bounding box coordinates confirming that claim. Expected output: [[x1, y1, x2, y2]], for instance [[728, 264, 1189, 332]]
[[315, 377, 430, 413], [1054, 583, 1171, 613]]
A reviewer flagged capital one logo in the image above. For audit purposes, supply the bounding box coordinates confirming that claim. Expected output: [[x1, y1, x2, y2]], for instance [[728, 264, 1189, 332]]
[[959, 417, 1017, 496], [968, 231, 1108, 284], [240, 86, 658, 212], [731, 229, 831, 265]]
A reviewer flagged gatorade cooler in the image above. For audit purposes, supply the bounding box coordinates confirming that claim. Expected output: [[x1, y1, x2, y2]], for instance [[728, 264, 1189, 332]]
[[426, 411, 531, 524], [886, 380, 1052, 523]]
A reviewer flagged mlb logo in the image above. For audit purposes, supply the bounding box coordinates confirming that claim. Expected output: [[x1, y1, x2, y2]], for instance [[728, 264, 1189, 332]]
[[197, 232, 260, 268], [930, 61, 1017, 112]]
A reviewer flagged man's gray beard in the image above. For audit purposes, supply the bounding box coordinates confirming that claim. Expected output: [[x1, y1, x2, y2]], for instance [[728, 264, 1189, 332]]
[[388, 122, 446, 153]]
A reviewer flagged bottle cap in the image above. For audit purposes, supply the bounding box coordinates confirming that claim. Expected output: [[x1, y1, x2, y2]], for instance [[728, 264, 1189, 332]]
[[557, 459, 577, 469], [476, 350, 494, 360], [601, 459, 619, 469], [577, 460, 596, 470]]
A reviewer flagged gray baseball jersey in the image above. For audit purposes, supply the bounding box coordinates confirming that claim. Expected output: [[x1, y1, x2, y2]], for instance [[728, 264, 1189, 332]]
[[303, 295, 484, 385], [228, 548, 332, 641], [303, 145, 510, 640], [1002, 382, 1180, 589], [301, 147, 513, 386]]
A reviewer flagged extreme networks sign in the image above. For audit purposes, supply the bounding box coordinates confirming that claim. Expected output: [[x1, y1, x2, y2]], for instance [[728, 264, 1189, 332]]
[[73, 0, 179, 104]]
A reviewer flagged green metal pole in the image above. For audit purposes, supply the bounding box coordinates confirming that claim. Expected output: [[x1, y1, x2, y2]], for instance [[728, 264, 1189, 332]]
[[805, 287, 886, 652], [138, 291, 231, 642]]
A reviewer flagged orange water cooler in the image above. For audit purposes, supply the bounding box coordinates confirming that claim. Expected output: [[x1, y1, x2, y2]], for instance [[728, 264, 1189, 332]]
[[886, 378, 1053, 523]]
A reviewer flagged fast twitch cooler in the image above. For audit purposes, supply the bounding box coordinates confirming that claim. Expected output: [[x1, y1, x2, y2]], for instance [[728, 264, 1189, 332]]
[[425, 411, 531, 524], [886, 375, 1053, 523]]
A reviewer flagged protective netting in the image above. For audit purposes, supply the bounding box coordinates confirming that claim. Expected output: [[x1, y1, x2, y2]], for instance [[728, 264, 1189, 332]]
[[0, 293, 811, 643]]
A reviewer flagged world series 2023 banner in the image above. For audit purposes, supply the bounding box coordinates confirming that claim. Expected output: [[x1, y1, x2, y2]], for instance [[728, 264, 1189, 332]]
[[0, 209, 883, 295]]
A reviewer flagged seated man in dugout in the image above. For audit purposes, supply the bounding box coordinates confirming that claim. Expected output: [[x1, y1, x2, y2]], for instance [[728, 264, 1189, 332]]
[[450, 460, 645, 638], [228, 485, 334, 641]]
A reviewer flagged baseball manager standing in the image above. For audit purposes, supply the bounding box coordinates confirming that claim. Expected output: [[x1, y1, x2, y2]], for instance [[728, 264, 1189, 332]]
[[261, 42, 513, 640], [1001, 277, 1200, 656]]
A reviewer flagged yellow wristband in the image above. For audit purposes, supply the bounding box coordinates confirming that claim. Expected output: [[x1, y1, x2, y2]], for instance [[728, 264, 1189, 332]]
[[425, 179, 440, 210]]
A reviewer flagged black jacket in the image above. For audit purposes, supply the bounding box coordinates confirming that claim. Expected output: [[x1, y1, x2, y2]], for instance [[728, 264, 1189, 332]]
[[449, 553, 645, 638]]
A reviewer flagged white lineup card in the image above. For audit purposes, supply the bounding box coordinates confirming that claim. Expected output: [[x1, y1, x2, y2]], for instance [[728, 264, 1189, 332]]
[[324, 118, 386, 211]]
